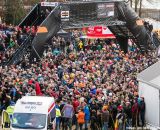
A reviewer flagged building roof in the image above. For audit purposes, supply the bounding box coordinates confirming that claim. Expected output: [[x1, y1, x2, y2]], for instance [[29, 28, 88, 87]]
[[142, 0, 160, 9], [137, 61, 160, 90]]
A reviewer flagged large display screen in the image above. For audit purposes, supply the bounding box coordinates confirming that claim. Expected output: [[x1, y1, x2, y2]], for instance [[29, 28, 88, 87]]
[[97, 3, 114, 18], [61, 2, 115, 28], [69, 3, 97, 22]]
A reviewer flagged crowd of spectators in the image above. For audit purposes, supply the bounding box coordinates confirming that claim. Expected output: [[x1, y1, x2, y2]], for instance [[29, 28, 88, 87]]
[[0, 24, 158, 130], [0, 24, 37, 65]]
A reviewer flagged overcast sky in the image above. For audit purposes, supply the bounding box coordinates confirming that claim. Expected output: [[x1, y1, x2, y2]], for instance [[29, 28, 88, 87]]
[[141, 0, 160, 9]]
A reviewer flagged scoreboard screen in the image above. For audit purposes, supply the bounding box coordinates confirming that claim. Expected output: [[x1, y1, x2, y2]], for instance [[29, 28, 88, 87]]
[[61, 2, 116, 28], [97, 3, 114, 18], [69, 3, 97, 22]]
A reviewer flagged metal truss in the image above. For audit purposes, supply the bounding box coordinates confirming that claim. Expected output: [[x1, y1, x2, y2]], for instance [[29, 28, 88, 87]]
[[62, 20, 126, 29]]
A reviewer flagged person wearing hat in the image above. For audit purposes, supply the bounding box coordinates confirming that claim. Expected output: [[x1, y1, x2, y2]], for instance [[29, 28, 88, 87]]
[[102, 106, 109, 130], [116, 105, 125, 130]]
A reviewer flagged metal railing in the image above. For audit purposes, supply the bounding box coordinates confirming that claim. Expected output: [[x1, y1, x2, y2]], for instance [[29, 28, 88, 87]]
[[6, 16, 40, 65], [6, 34, 32, 65]]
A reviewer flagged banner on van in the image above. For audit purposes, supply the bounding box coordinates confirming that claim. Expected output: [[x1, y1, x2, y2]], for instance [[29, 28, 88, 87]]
[[21, 101, 42, 105]]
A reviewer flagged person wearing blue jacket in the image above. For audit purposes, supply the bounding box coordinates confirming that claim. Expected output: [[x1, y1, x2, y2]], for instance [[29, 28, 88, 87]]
[[83, 102, 90, 130], [10, 86, 16, 102], [90, 88, 96, 95]]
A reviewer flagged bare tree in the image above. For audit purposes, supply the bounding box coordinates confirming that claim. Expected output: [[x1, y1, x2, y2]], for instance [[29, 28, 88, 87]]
[[130, 0, 155, 17], [130, 0, 133, 8], [139, 0, 142, 17], [135, 0, 139, 13]]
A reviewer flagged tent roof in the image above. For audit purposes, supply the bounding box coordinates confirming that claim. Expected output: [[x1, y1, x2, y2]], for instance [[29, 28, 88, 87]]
[[137, 61, 160, 90], [57, 29, 68, 34]]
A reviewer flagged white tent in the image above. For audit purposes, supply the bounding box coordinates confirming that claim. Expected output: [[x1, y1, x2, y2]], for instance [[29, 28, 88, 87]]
[[137, 61, 160, 129]]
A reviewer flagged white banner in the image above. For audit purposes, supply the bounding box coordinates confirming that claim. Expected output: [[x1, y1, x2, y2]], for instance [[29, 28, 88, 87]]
[[41, 2, 59, 7], [97, 3, 114, 18]]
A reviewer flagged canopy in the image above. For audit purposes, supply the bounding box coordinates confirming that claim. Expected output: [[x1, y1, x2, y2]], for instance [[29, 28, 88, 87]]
[[57, 29, 71, 40], [57, 29, 68, 35], [37, 26, 48, 33]]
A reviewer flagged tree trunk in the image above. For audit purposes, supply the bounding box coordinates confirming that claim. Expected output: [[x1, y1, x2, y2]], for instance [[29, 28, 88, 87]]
[[139, 0, 143, 17], [135, 0, 138, 13], [130, 0, 133, 8]]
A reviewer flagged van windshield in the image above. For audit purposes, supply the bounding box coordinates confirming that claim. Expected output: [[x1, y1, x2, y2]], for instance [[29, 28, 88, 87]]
[[12, 113, 46, 129]]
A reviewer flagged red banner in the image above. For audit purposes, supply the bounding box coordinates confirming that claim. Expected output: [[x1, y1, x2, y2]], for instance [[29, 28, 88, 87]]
[[83, 26, 115, 38]]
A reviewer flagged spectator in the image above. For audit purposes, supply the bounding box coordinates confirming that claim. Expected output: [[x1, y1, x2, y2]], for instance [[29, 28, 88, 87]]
[[139, 97, 145, 127], [132, 99, 139, 127], [124, 101, 132, 128], [55, 100, 61, 130], [61, 100, 74, 130], [102, 106, 109, 130], [77, 108, 85, 130], [116, 105, 125, 130], [90, 110, 98, 130], [0, 26, 156, 130], [83, 102, 90, 130]]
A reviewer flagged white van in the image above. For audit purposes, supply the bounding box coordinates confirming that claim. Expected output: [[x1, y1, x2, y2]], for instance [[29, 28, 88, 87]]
[[10, 96, 56, 130]]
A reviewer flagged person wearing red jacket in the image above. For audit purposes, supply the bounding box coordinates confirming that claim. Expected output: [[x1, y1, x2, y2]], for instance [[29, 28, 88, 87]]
[[132, 99, 139, 127], [72, 97, 80, 112], [35, 81, 42, 96]]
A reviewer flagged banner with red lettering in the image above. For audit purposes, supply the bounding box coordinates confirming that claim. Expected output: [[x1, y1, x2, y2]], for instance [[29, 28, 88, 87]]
[[82, 26, 115, 38]]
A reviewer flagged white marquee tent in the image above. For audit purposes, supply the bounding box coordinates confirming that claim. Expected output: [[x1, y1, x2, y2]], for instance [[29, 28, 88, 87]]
[[137, 61, 160, 129]]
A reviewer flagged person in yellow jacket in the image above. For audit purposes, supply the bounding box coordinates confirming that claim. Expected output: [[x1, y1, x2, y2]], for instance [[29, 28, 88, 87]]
[[2, 105, 14, 129], [2, 111, 10, 129], [78, 41, 83, 50], [55, 100, 61, 130]]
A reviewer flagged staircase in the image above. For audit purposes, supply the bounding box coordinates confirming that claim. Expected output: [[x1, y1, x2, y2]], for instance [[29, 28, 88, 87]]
[[5, 13, 42, 66], [108, 24, 147, 52], [6, 35, 32, 65]]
